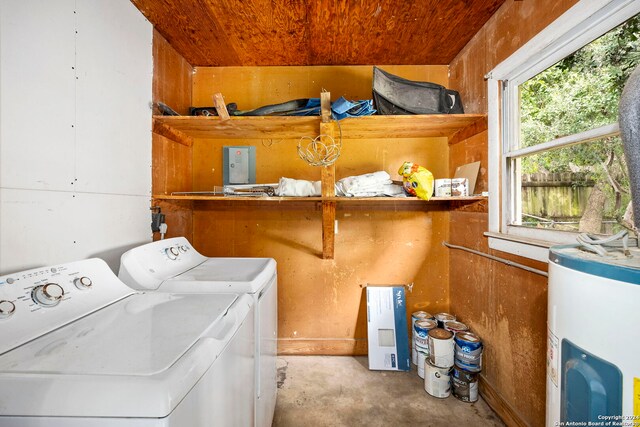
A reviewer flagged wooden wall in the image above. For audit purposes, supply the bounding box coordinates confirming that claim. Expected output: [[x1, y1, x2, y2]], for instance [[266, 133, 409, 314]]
[[152, 30, 194, 241], [448, 1, 578, 425], [190, 65, 455, 354], [193, 65, 449, 110]]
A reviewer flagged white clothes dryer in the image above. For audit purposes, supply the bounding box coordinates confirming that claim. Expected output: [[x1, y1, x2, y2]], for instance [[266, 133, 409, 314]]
[[118, 237, 277, 427], [0, 258, 255, 427]]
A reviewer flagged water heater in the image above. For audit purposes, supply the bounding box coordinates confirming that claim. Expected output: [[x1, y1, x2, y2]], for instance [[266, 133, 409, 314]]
[[546, 245, 640, 425]]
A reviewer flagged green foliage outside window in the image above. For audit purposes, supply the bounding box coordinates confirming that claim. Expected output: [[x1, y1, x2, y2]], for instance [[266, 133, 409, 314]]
[[518, 14, 640, 233]]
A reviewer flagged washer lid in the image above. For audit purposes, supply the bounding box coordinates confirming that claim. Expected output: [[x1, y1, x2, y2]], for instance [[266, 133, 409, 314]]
[[0, 292, 251, 418], [163, 257, 277, 293], [549, 245, 640, 284]]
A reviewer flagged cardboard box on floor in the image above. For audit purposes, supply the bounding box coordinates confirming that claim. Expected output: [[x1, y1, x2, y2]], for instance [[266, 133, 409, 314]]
[[366, 285, 410, 371]]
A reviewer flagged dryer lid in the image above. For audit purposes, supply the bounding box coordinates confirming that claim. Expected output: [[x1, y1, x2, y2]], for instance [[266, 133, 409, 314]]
[[164, 257, 277, 293], [0, 292, 252, 418]]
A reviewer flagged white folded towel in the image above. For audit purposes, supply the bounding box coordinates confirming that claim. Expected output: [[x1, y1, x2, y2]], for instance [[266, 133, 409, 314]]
[[336, 171, 393, 197], [337, 171, 391, 195], [276, 177, 321, 197]]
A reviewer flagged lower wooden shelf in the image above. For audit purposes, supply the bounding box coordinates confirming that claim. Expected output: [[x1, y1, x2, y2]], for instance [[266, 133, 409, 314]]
[[153, 193, 486, 259]]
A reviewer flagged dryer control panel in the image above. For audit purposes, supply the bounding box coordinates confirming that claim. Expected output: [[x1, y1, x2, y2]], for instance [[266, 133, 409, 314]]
[[119, 237, 207, 290], [0, 258, 134, 355]]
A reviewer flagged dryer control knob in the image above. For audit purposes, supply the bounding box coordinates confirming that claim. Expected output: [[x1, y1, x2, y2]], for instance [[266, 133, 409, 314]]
[[32, 283, 65, 307], [165, 247, 180, 260], [178, 245, 188, 253], [74, 276, 93, 289], [0, 300, 16, 319]]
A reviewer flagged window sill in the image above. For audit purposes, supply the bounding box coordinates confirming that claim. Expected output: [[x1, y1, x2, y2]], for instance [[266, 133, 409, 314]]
[[484, 232, 554, 263]]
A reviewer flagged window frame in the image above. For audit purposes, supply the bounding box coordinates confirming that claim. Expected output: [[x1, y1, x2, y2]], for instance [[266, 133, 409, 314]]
[[486, 0, 640, 262]]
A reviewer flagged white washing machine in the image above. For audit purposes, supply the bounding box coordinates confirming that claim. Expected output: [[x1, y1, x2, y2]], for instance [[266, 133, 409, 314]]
[[0, 258, 255, 426], [546, 245, 640, 426], [118, 237, 277, 427]]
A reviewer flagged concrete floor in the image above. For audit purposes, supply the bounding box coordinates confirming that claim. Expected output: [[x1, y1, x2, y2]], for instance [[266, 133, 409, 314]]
[[273, 356, 504, 427]]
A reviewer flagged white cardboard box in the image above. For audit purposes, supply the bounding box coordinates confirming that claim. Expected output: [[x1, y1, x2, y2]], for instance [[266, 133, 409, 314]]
[[366, 286, 410, 371]]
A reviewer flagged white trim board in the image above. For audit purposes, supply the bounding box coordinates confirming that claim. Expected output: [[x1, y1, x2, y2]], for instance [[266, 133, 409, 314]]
[[488, 0, 640, 84], [486, 0, 640, 260]]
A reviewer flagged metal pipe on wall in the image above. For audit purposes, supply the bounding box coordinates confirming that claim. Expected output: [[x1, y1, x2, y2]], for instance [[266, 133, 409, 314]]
[[442, 241, 548, 277]]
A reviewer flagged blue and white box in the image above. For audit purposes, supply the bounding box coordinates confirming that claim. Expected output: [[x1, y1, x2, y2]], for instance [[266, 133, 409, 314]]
[[366, 286, 410, 371]]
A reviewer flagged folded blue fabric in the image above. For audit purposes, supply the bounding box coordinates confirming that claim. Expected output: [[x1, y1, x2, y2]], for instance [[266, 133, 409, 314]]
[[331, 97, 376, 120], [286, 97, 376, 119]]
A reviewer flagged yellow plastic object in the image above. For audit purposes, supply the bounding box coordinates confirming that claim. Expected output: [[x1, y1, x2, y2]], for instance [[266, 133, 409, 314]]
[[398, 162, 434, 201]]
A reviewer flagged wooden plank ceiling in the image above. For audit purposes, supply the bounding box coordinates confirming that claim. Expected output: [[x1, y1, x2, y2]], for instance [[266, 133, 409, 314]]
[[131, 0, 506, 66]]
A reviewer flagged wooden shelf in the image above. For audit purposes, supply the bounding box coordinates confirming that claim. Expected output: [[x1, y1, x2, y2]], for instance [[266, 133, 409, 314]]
[[152, 114, 487, 144], [153, 194, 486, 203], [153, 94, 488, 260]]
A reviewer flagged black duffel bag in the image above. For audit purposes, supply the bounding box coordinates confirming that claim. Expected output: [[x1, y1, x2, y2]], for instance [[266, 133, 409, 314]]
[[373, 66, 464, 115]]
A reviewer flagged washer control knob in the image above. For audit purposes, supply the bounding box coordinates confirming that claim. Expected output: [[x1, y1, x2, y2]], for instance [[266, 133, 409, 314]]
[[32, 283, 65, 307], [74, 276, 93, 290], [0, 300, 16, 319], [165, 247, 180, 260], [178, 245, 188, 253]]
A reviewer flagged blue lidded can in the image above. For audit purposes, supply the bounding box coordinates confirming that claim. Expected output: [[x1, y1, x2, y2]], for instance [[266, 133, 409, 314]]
[[454, 331, 483, 372], [414, 319, 438, 347]]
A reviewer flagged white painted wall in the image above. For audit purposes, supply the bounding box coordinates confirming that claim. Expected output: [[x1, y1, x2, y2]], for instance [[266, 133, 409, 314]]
[[0, 0, 153, 274]]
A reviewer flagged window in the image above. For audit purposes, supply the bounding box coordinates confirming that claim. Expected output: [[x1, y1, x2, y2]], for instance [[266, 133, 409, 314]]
[[487, 0, 640, 261]]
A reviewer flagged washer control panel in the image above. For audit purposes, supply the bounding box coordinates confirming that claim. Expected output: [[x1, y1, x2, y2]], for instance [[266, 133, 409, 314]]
[[0, 258, 134, 355], [119, 237, 207, 290], [164, 242, 191, 261]]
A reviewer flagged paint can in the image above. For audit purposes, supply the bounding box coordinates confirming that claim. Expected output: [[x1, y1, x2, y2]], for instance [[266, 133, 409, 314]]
[[428, 328, 455, 368], [412, 311, 434, 323], [454, 331, 483, 373], [451, 178, 469, 196], [414, 319, 438, 347], [444, 320, 469, 335], [423, 360, 451, 398], [451, 364, 479, 403], [434, 312, 456, 328], [411, 311, 434, 342], [411, 311, 432, 365], [434, 179, 452, 197], [416, 347, 429, 379], [412, 318, 437, 365]]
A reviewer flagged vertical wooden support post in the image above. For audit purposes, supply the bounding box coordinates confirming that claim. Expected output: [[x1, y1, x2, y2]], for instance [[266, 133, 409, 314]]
[[320, 92, 336, 259]]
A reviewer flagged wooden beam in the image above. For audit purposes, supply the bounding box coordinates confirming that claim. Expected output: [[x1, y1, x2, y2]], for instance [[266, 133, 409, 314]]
[[152, 120, 194, 146], [322, 200, 336, 259], [321, 155, 336, 259], [213, 92, 230, 120], [320, 94, 336, 259], [321, 91, 331, 123]]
